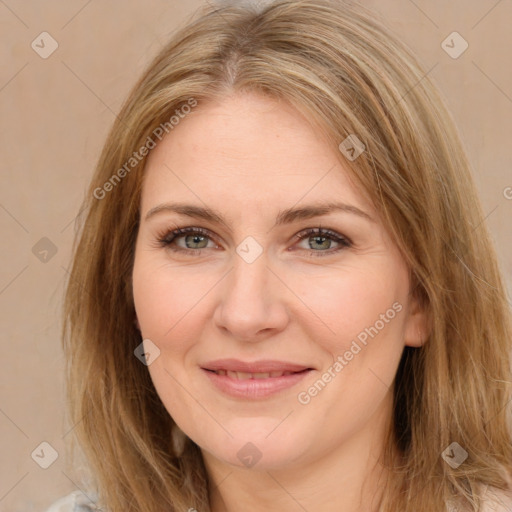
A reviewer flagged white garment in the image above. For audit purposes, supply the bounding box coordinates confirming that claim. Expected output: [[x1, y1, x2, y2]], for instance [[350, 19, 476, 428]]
[[44, 490, 100, 512], [480, 487, 512, 511], [45, 486, 512, 511]]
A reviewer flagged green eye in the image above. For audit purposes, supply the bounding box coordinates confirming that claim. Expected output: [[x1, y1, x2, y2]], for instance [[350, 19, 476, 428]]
[[157, 226, 352, 258]]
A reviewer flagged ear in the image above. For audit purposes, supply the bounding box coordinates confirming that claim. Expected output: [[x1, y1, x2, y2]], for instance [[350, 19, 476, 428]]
[[403, 290, 431, 348], [134, 316, 141, 331]]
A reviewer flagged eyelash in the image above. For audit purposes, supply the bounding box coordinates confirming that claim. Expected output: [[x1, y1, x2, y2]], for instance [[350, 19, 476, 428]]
[[155, 226, 352, 258]]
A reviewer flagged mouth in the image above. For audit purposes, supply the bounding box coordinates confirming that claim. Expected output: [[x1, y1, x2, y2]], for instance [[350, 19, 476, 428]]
[[201, 358, 313, 374], [205, 369, 309, 379], [200, 359, 314, 399]]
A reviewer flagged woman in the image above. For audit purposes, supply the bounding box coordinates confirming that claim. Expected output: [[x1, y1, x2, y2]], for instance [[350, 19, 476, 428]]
[[47, 0, 512, 510]]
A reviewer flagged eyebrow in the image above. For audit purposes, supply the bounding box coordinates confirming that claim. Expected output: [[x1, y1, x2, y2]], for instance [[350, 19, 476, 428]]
[[144, 201, 375, 226]]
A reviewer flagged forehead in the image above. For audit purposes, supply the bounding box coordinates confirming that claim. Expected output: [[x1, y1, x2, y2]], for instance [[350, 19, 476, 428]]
[[141, 92, 373, 219]]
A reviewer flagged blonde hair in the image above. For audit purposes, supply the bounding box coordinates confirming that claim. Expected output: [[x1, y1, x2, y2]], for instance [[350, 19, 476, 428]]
[[62, 1, 512, 510]]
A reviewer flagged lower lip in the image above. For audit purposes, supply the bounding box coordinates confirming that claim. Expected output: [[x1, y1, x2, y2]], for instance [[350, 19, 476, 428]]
[[201, 368, 312, 399]]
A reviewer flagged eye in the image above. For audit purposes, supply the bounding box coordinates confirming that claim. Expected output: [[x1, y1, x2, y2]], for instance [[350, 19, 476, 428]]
[[156, 227, 217, 256], [155, 226, 352, 258], [291, 227, 352, 257]]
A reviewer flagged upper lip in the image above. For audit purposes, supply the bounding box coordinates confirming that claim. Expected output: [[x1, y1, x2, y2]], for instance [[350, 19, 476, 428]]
[[201, 359, 313, 373]]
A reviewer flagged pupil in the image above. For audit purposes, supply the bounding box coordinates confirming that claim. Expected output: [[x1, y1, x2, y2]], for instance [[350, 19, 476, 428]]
[[312, 236, 328, 249], [188, 235, 206, 248]]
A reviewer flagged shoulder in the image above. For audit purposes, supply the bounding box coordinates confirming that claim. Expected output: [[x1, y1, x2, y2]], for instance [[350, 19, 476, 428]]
[[447, 486, 512, 512], [44, 490, 102, 512], [480, 486, 512, 511]]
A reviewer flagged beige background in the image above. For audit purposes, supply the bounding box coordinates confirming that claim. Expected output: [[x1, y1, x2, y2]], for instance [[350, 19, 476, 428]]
[[0, 0, 511, 510]]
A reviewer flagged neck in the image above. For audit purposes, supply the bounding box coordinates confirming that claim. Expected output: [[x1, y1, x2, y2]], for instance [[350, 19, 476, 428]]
[[203, 394, 396, 512]]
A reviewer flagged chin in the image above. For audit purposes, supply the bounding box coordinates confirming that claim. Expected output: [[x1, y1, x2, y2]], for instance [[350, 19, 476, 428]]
[[199, 427, 310, 471]]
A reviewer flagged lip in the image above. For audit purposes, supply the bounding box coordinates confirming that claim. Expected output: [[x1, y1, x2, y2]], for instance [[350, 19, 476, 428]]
[[200, 359, 314, 399], [201, 358, 312, 373]]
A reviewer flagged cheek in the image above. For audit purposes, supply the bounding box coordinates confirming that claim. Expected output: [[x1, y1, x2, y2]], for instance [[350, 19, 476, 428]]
[[293, 266, 408, 435], [291, 262, 408, 356], [132, 256, 212, 421], [132, 254, 218, 352], [133, 247, 410, 357]]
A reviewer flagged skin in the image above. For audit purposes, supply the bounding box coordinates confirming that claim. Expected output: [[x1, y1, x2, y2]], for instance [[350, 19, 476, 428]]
[[132, 91, 428, 512]]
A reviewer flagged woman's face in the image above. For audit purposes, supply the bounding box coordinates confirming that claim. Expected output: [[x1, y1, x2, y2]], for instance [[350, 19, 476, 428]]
[[132, 92, 426, 471]]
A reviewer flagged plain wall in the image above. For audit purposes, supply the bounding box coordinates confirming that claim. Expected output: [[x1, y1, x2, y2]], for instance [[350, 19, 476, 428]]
[[0, 1, 511, 510]]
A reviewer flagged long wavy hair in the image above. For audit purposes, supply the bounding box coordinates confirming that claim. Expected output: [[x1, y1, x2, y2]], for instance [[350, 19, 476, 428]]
[[62, 0, 512, 510]]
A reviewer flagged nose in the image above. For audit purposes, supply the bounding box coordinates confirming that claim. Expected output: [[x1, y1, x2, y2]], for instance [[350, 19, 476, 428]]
[[213, 251, 289, 342]]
